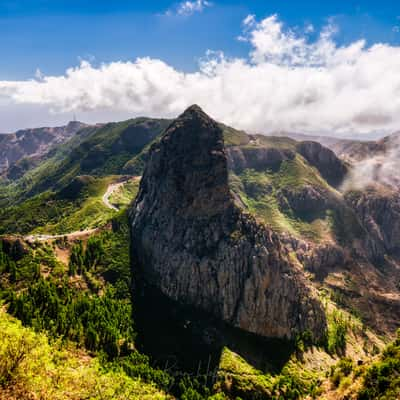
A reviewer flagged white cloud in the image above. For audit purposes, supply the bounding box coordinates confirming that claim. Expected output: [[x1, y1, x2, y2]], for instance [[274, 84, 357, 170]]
[[342, 135, 400, 190], [164, 0, 212, 17], [2, 14, 400, 136]]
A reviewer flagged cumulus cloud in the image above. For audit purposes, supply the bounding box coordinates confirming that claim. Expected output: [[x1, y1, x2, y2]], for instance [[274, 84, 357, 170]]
[[2, 14, 400, 136], [164, 0, 212, 17]]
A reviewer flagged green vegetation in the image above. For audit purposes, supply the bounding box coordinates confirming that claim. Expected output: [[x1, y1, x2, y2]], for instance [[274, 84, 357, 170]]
[[0, 310, 170, 400], [358, 330, 400, 400], [0, 176, 120, 235], [8, 281, 133, 357], [329, 357, 354, 388], [0, 215, 134, 355], [0, 117, 395, 399], [108, 178, 141, 209], [0, 117, 168, 206], [229, 154, 337, 241], [214, 347, 322, 400], [326, 309, 348, 355], [0, 213, 176, 397], [220, 123, 250, 146]]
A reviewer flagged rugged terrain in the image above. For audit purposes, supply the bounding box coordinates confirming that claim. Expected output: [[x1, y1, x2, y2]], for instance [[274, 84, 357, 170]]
[[0, 121, 88, 177], [0, 106, 399, 399]]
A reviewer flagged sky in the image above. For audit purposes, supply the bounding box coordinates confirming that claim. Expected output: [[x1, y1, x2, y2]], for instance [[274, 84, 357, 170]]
[[1, 0, 400, 137]]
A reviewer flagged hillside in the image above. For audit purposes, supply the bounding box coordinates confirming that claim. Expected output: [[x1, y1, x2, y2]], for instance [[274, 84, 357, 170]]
[[0, 117, 169, 206], [0, 309, 170, 400], [0, 106, 399, 399], [0, 121, 88, 176]]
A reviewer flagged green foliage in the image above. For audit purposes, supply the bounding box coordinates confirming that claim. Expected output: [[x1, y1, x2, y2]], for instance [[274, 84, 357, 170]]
[[68, 237, 104, 276], [0, 215, 176, 397], [220, 123, 250, 146], [8, 280, 134, 358], [0, 118, 168, 207], [358, 330, 400, 400], [215, 347, 321, 400], [327, 310, 348, 355], [0, 310, 170, 399], [0, 176, 117, 235], [178, 375, 211, 400], [329, 357, 354, 388], [230, 157, 335, 241], [0, 191, 76, 234], [108, 178, 140, 209], [115, 352, 174, 391], [294, 330, 314, 354]]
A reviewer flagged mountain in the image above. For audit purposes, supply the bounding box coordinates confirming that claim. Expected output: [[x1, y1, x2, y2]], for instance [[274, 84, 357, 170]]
[[129, 106, 400, 395], [130, 105, 326, 341], [0, 117, 170, 205], [0, 107, 399, 399], [274, 129, 400, 164], [0, 121, 87, 176]]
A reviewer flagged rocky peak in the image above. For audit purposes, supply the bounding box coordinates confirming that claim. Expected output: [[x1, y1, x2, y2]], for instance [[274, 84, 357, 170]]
[[130, 105, 326, 341], [141, 104, 231, 218]]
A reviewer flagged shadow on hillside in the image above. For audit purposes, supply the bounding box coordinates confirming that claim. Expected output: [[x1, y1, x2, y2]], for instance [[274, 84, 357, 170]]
[[133, 284, 296, 378]]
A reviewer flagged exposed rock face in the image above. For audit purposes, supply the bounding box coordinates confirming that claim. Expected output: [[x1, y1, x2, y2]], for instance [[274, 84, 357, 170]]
[[296, 141, 348, 187], [0, 121, 87, 175], [346, 188, 400, 257], [227, 146, 295, 173], [278, 185, 331, 216], [130, 105, 326, 340]]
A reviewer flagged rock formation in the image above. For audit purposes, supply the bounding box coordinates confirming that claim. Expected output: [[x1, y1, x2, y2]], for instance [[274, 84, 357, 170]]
[[130, 105, 326, 340], [296, 141, 348, 187]]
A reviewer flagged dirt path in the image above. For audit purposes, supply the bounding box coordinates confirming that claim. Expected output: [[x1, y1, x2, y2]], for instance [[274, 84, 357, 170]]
[[24, 228, 99, 243]]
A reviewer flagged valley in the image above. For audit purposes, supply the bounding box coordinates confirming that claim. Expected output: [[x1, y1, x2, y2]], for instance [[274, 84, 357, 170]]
[[0, 106, 399, 399]]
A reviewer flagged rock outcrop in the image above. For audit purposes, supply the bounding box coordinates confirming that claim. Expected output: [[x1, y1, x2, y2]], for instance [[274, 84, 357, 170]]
[[296, 141, 348, 187], [346, 187, 400, 257], [227, 146, 295, 174], [130, 105, 326, 340]]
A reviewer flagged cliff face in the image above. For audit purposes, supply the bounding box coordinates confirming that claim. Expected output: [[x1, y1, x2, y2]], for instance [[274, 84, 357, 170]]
[[130, 105, 326, 340], [296, 141, 348, 187], [346, 187, 400, 257]]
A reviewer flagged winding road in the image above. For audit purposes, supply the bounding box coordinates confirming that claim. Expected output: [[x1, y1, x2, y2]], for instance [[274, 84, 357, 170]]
[[24, 178, 133, 243], [102, 181, 126, 211]]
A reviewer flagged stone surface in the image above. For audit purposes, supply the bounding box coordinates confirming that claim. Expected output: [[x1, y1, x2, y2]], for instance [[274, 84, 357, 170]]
[[346, 187, 400, 257], [296, 141, 348, 187], [130, 105, 326, 340]]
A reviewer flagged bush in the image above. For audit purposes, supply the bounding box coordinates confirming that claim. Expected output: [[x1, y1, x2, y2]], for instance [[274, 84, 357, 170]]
[[327, 310, 347, 355], [358, 330, 400, 399]]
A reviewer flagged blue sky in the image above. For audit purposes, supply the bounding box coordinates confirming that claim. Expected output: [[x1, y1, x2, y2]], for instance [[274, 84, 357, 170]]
[[1, 0, 399, 80], [1, 0, 400, 136]]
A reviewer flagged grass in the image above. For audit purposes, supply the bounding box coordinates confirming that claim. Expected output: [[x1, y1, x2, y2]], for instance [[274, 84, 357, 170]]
[[0, 309, 171, 400], [220, 123, 250, 146], [229, 154, 337, 242], [214, 347, 323, 400], [0, 117, 168, 206], [108, 178, 141, 209], [0, 175, 135, 235]]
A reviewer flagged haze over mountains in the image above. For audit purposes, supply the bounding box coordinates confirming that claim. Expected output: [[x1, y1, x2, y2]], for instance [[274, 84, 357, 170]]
[[0, 105, 399, 399]]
